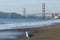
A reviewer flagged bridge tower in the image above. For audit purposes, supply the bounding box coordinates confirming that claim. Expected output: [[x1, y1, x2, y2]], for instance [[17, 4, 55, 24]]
[[42, 3, 45, 18]]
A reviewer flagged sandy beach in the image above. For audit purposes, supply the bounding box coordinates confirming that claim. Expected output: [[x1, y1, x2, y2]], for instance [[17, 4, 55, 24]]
[[14, 24, 60, 40]]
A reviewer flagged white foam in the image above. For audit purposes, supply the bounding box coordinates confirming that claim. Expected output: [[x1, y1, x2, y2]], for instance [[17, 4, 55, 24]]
[[0, 19, 60, 30]]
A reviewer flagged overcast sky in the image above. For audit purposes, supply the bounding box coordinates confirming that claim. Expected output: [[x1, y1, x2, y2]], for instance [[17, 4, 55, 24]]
[[0, 0, 60, 14]]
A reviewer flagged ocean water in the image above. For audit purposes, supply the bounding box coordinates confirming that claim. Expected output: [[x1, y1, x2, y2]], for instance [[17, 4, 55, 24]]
[[0, 18, 40, 40], [0, 18, 52, 24], [0, 18, 59, 30], [0, 30, 34, 40], [0, 18, 60, 40], [0, 18, 55, 30]]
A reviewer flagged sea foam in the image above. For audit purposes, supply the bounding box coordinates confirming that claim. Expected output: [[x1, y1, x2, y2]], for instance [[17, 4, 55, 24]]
[[0, 19, 60, 30]]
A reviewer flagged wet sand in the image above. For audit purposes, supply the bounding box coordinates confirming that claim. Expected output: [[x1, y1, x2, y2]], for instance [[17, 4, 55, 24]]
[[14, 25, 60, 40]]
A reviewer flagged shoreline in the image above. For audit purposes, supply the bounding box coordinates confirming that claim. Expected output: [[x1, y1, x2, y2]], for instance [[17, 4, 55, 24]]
[[15, 24, 60, 30], [13, 24, 60, 40]]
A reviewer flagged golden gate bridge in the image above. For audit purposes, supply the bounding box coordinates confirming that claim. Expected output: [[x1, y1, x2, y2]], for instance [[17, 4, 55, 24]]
[[22, 3, 60, 19]]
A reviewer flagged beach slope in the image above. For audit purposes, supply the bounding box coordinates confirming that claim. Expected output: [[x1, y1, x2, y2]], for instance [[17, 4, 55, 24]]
[[15, 25, 60, 40]]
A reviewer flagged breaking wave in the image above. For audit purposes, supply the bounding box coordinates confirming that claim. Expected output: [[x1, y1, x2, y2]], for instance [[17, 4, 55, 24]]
[[0, 19, 60, 30]]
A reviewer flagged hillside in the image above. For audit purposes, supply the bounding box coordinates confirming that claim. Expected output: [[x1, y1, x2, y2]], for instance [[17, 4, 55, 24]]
[[0, 12, 24, 19]]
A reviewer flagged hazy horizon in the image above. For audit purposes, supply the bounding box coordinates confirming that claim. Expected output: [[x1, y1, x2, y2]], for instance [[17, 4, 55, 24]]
[[0, 0, 60, 15]]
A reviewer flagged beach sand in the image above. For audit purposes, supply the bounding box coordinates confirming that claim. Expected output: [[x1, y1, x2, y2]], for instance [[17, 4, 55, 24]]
[[14, 25, 60, 40]]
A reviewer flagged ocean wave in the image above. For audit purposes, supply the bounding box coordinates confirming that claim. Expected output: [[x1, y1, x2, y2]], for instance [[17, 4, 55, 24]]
[[0, 19, 60, 30]]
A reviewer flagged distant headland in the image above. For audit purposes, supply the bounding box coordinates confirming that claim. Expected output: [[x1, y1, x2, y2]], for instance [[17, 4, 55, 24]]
[[0, 12, 40, 19]]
